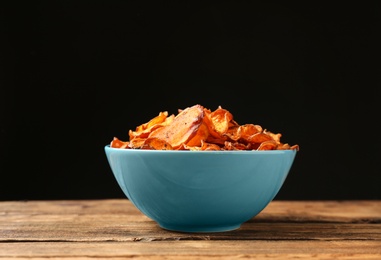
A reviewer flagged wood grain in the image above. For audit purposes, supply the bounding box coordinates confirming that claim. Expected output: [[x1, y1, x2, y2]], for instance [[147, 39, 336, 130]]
[[0, 199, 380, 259]]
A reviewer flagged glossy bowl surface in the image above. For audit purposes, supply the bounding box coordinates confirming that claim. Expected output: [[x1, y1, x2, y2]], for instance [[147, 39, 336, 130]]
[[105, 145, 297, 232]]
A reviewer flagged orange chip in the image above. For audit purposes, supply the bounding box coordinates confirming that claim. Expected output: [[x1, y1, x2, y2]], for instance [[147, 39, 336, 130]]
[[185, 121, 210, 147], [129, 112, 174, 140], [128, 137, 147, 149], [110, 104, 299, 152], [225, 124, 262, 142], [257, 140, 278, 150], [141, 137, 173, 150], [205, 135, 227, 145], [110, 137, 129, 149], [184, 140, 221, 151], [279, 144, 300, 151], [224, 125, 241, 141], [265, 131, 282, 143], [206, 106, 233, 136], [247, 132, 274, 144], [223, 141, 249, 151], [202, 142, 222, 151], [148, 104, 204, 149]]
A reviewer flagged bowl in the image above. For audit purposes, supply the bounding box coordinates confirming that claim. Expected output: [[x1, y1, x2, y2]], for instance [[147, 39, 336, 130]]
[[105, 145, 297, 233]]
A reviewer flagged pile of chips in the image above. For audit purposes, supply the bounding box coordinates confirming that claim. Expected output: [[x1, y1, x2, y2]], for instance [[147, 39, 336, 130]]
[[110, 104, 299, 151]]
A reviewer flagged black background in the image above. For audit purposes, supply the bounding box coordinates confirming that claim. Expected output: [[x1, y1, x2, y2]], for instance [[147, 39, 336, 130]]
[[1, 1, 380, 201]]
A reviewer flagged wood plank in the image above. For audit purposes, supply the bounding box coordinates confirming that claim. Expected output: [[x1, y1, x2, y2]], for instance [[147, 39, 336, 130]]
[[0, 199, 143, 216], [255, 200, 381, 223], [1, 200, 380, 259], [0, 241, 380, 258], [1, 199, 381, 223], [1, 200, 380, 242], [1, 220, 380, 242], [2, 256, 381, 260]]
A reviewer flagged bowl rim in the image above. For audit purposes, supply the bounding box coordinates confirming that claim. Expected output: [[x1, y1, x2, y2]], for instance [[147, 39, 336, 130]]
[[104, 144, 297, 155]]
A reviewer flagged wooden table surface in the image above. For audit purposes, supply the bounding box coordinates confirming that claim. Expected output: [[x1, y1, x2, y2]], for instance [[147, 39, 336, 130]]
[[0, 199, 380, 259]]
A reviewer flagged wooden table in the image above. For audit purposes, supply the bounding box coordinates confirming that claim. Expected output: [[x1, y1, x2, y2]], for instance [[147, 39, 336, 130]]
[[1, 199, 380, 259]]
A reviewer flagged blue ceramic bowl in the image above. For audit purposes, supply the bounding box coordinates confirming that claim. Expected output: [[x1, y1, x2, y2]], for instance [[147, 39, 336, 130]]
[[105, 145, 297, 233]]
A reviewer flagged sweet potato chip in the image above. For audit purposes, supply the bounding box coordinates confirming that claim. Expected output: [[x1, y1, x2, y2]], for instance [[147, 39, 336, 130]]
[[257, 140, 278, 151], [129, 112, 174, 140], [110, 104, 299, 152], [141, 137, 173, 150], [247, 132, 274, 144], [148, 104, 204, 149], [185, 121, 210, 148], [110, 137, 129, 149], [184, 140, 222, 151], [128, 137, 148, 149], [223, 141, 249, 151], [210, 106, 233, 134]]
